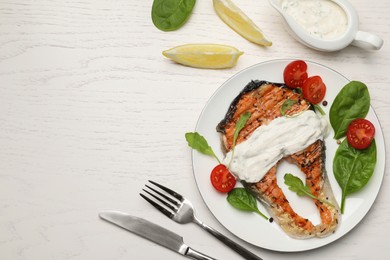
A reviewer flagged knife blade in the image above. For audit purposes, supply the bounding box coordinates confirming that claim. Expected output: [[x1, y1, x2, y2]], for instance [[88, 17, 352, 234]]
[[99, 211, 218, 260]]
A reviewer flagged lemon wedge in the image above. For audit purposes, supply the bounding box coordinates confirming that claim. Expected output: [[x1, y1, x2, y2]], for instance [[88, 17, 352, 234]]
[[213, 0, 272, 47], [162, 44, 244, 69]]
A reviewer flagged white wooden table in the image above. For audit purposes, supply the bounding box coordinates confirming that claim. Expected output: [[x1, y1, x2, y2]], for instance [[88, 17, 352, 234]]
[[1, 0, 389, 259]]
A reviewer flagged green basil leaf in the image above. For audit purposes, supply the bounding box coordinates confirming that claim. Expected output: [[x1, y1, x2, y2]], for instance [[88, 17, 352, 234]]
[[329, 81, 370, 139], [152, 0, 196, 31], [280, 99, 297, 116], [333, 138, 376, 213], [227, 188, 268, 220], [185, 132, 220, 163]]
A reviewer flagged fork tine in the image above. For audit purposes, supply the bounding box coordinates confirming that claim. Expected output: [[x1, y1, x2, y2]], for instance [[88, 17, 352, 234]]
[[142, 188, 177, 211], [139, 193, 174, 219], [148, 180, 184, 201], [145, 185, 179, 206]]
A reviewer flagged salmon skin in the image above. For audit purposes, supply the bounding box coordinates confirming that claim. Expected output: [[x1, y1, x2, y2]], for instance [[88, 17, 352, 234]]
[[217, 80, 340, 239]]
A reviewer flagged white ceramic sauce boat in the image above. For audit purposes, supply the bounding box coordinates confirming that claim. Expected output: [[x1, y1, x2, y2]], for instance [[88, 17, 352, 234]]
[[269, 0, 384, 52]]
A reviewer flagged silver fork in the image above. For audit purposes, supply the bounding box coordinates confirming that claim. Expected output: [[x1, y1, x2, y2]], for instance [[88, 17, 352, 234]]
[[140, 180, 263, 260]]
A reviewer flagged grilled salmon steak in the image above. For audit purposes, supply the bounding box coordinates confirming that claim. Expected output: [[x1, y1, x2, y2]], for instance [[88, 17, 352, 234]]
[[217, 80, 340, 239]]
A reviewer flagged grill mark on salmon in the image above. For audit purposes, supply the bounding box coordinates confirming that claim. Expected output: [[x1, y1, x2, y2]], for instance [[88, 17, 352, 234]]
[[217, 80, 340, 239]]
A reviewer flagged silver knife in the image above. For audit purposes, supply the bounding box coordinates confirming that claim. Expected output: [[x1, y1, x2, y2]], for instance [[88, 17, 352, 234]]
[[99, 211, 218, 260]]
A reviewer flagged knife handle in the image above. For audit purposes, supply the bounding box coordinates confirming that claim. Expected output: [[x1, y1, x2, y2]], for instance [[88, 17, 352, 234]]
[[195, 221, 262, 260], [186, 247, 217, 260]]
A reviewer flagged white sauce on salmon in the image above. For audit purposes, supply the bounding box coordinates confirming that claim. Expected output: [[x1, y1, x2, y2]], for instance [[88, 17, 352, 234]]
[[281, 0, 348, 39], [223, 110, 329, 183]]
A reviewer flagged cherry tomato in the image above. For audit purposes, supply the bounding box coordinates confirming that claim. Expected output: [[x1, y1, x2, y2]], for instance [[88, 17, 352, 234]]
[[210, 164, 236, 193], [283, 60, 308, 89], [346, 118, 375, 149], [301, 75, 326, 104]]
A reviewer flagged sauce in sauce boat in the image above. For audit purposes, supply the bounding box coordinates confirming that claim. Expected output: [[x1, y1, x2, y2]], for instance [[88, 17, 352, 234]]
[[269, 0, 383, 51]]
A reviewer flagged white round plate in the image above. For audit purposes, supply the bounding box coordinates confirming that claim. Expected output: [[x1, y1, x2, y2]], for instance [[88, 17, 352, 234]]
[[192, 59, 385, 252]]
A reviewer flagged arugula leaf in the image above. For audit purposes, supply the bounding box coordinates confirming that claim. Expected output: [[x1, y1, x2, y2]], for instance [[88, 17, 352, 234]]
[[333, 139, 376, 213], [185, 132, 220, 163], [232, 112, 251, 148], [314, 104, 326, 116], [152, 0, 196, 31], [329, 81, 370, 139], [280, 99, 297, 116], [227, 188, 268, 220], [284, 173, 334, 207], [229, 112, 251, 166]]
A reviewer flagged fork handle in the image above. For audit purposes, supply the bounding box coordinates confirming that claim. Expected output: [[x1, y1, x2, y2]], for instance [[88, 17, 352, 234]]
[[195, 221, 263, 260]]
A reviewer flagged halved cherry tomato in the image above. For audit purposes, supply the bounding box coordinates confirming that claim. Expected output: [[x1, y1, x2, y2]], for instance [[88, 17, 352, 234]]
[[302, 75, 326, 104], [283, 60, 308, 89], [346, 118, 375, 149], [210, 164, 236, 193]]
